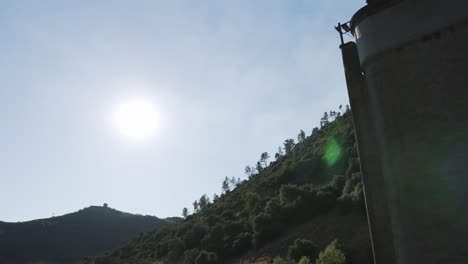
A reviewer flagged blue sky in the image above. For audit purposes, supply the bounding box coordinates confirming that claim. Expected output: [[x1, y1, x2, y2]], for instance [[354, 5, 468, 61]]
[[0, 0, 363, 222]]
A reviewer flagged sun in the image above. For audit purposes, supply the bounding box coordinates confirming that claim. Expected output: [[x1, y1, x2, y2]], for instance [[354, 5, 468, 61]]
[[112, 99, 160, 141]]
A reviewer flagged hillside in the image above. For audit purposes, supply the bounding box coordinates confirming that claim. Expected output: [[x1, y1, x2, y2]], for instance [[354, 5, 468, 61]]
[[89, 110, 373, 264], [0, 205, 180, 264]]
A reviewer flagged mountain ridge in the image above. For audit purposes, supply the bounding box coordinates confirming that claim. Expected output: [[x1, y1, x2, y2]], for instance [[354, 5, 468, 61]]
[[0, 205, 181, 264]]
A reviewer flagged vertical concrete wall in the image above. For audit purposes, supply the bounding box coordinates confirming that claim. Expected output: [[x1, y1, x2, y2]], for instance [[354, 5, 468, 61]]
[[344, 0, 468, 263], [340, 42, 396, 264]]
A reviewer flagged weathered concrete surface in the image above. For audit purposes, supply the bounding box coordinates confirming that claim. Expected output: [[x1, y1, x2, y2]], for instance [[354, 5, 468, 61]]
[[340, 42, 396, 264], [342, 2, 468, 263]]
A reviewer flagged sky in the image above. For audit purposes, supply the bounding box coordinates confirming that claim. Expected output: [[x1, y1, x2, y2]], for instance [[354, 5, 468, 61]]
[[0, 0, 363, 222]]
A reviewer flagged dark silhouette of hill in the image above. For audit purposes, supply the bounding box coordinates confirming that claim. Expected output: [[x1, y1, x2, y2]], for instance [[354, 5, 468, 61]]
[[0, 205, 180, 264], [89, 109, 374, 264]]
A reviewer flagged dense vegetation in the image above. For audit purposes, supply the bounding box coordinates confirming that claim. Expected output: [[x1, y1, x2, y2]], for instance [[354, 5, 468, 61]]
[[0, 205, 178, 264], [90, 108, 372, 264]]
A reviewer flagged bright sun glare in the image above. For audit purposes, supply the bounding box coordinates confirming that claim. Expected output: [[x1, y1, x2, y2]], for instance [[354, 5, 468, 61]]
[[113, 99, 160, 141]]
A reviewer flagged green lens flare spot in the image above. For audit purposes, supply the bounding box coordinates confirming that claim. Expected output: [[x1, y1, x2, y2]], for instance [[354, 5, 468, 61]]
[[324, 138, 342, 166]]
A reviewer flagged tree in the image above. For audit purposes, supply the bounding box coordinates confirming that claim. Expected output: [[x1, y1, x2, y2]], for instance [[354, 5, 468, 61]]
[[298, 130, 306, 143], [245, 191, 261, 212], [222, 177, 230, 193], [315, 240, 346, 264], [275, 146, 284, 160], [183, 248, 200, 264], [345, 105, 350, 112], [195, 251, 218, 264], [320, 112, 329, 127], [199, 194, 210, 210], [311, 127, 319, 137], [298, 256, 312, 264], [193, 200, 199, 213], [236, 177, 242, 187], [283, 139, 295, 155], [230, 176, 239, 189], [245, 165, 256, 179], [256, 161, 263, 173], [288, 238, 319, 262], [272, 257, 296, 264], [182, 207, 188, 218], [260, 152, 270, 168], [213, 193, 219, 202]]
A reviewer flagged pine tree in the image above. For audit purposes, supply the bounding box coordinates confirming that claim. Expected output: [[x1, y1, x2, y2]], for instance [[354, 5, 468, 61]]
[[298, 130, 306, 142], [283, 139, 295, 154], [222, 177, 230, 193], [260, 152, 270, 168], [275, 146, 284, 159], [256, 161, 263, 173]]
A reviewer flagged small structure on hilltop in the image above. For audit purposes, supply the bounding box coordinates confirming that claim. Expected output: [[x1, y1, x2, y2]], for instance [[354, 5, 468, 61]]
[[103, 203, 108, 208]]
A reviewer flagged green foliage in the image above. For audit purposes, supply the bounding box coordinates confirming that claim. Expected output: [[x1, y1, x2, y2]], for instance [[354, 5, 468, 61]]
[[298, 130, 306, 142], [231, 232, 252, 254], [198, 195, 210, 211], [183, 248, 200, 264], [315, 240, 346, 264], [260, 152, 270, 167], [87, 111, 363, 264], [330, 175, 346, 194], [298, 256, 312, 264], [166, 238, 185, 262], [222, 177, 230, 193], [288, 238, 319, 262], [275, 146, 284, 159], [244, 192, 261, 213], [283, 139, 296, 154], [195, 251, 218, 264], [273, 256, 296, 264]]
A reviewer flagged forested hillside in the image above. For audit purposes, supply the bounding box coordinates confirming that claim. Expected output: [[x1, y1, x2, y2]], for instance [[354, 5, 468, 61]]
[[90, 108, 373, 264], [0, 206, 179, 264]]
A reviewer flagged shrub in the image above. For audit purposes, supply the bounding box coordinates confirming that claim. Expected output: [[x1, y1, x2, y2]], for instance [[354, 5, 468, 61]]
[[351, 183, 364, 202], [244, 192, 261, 213], [330, 175, 346, 194], [279, 184, 303, 204], [298, 256, 312, 264], [315, 240, 346, 264], [195, 250, 218, 264], [166, 238, 185, 261], [288, 238, 319, 262], [183, 248, 200, 264], [313, 191, 337, 213], [252, 212, 272, 234], [273, 256, 296, 264], [341, 179, 354, 195], [231, 232, 251, 254], [265, 197, 282, 216]]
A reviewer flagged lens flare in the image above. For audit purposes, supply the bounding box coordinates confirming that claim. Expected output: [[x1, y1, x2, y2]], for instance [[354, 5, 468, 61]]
[[324, 138, 342, 166]]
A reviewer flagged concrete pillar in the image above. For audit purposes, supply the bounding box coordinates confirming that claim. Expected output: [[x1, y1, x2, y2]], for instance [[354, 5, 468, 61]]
[[342, 0, 468, 263], [340, 42, 396, 264]]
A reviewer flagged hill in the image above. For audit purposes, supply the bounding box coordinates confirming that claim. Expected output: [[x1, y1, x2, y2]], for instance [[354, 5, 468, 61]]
[[0, 205, 180, 264], [89, 109, 373, 264]]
